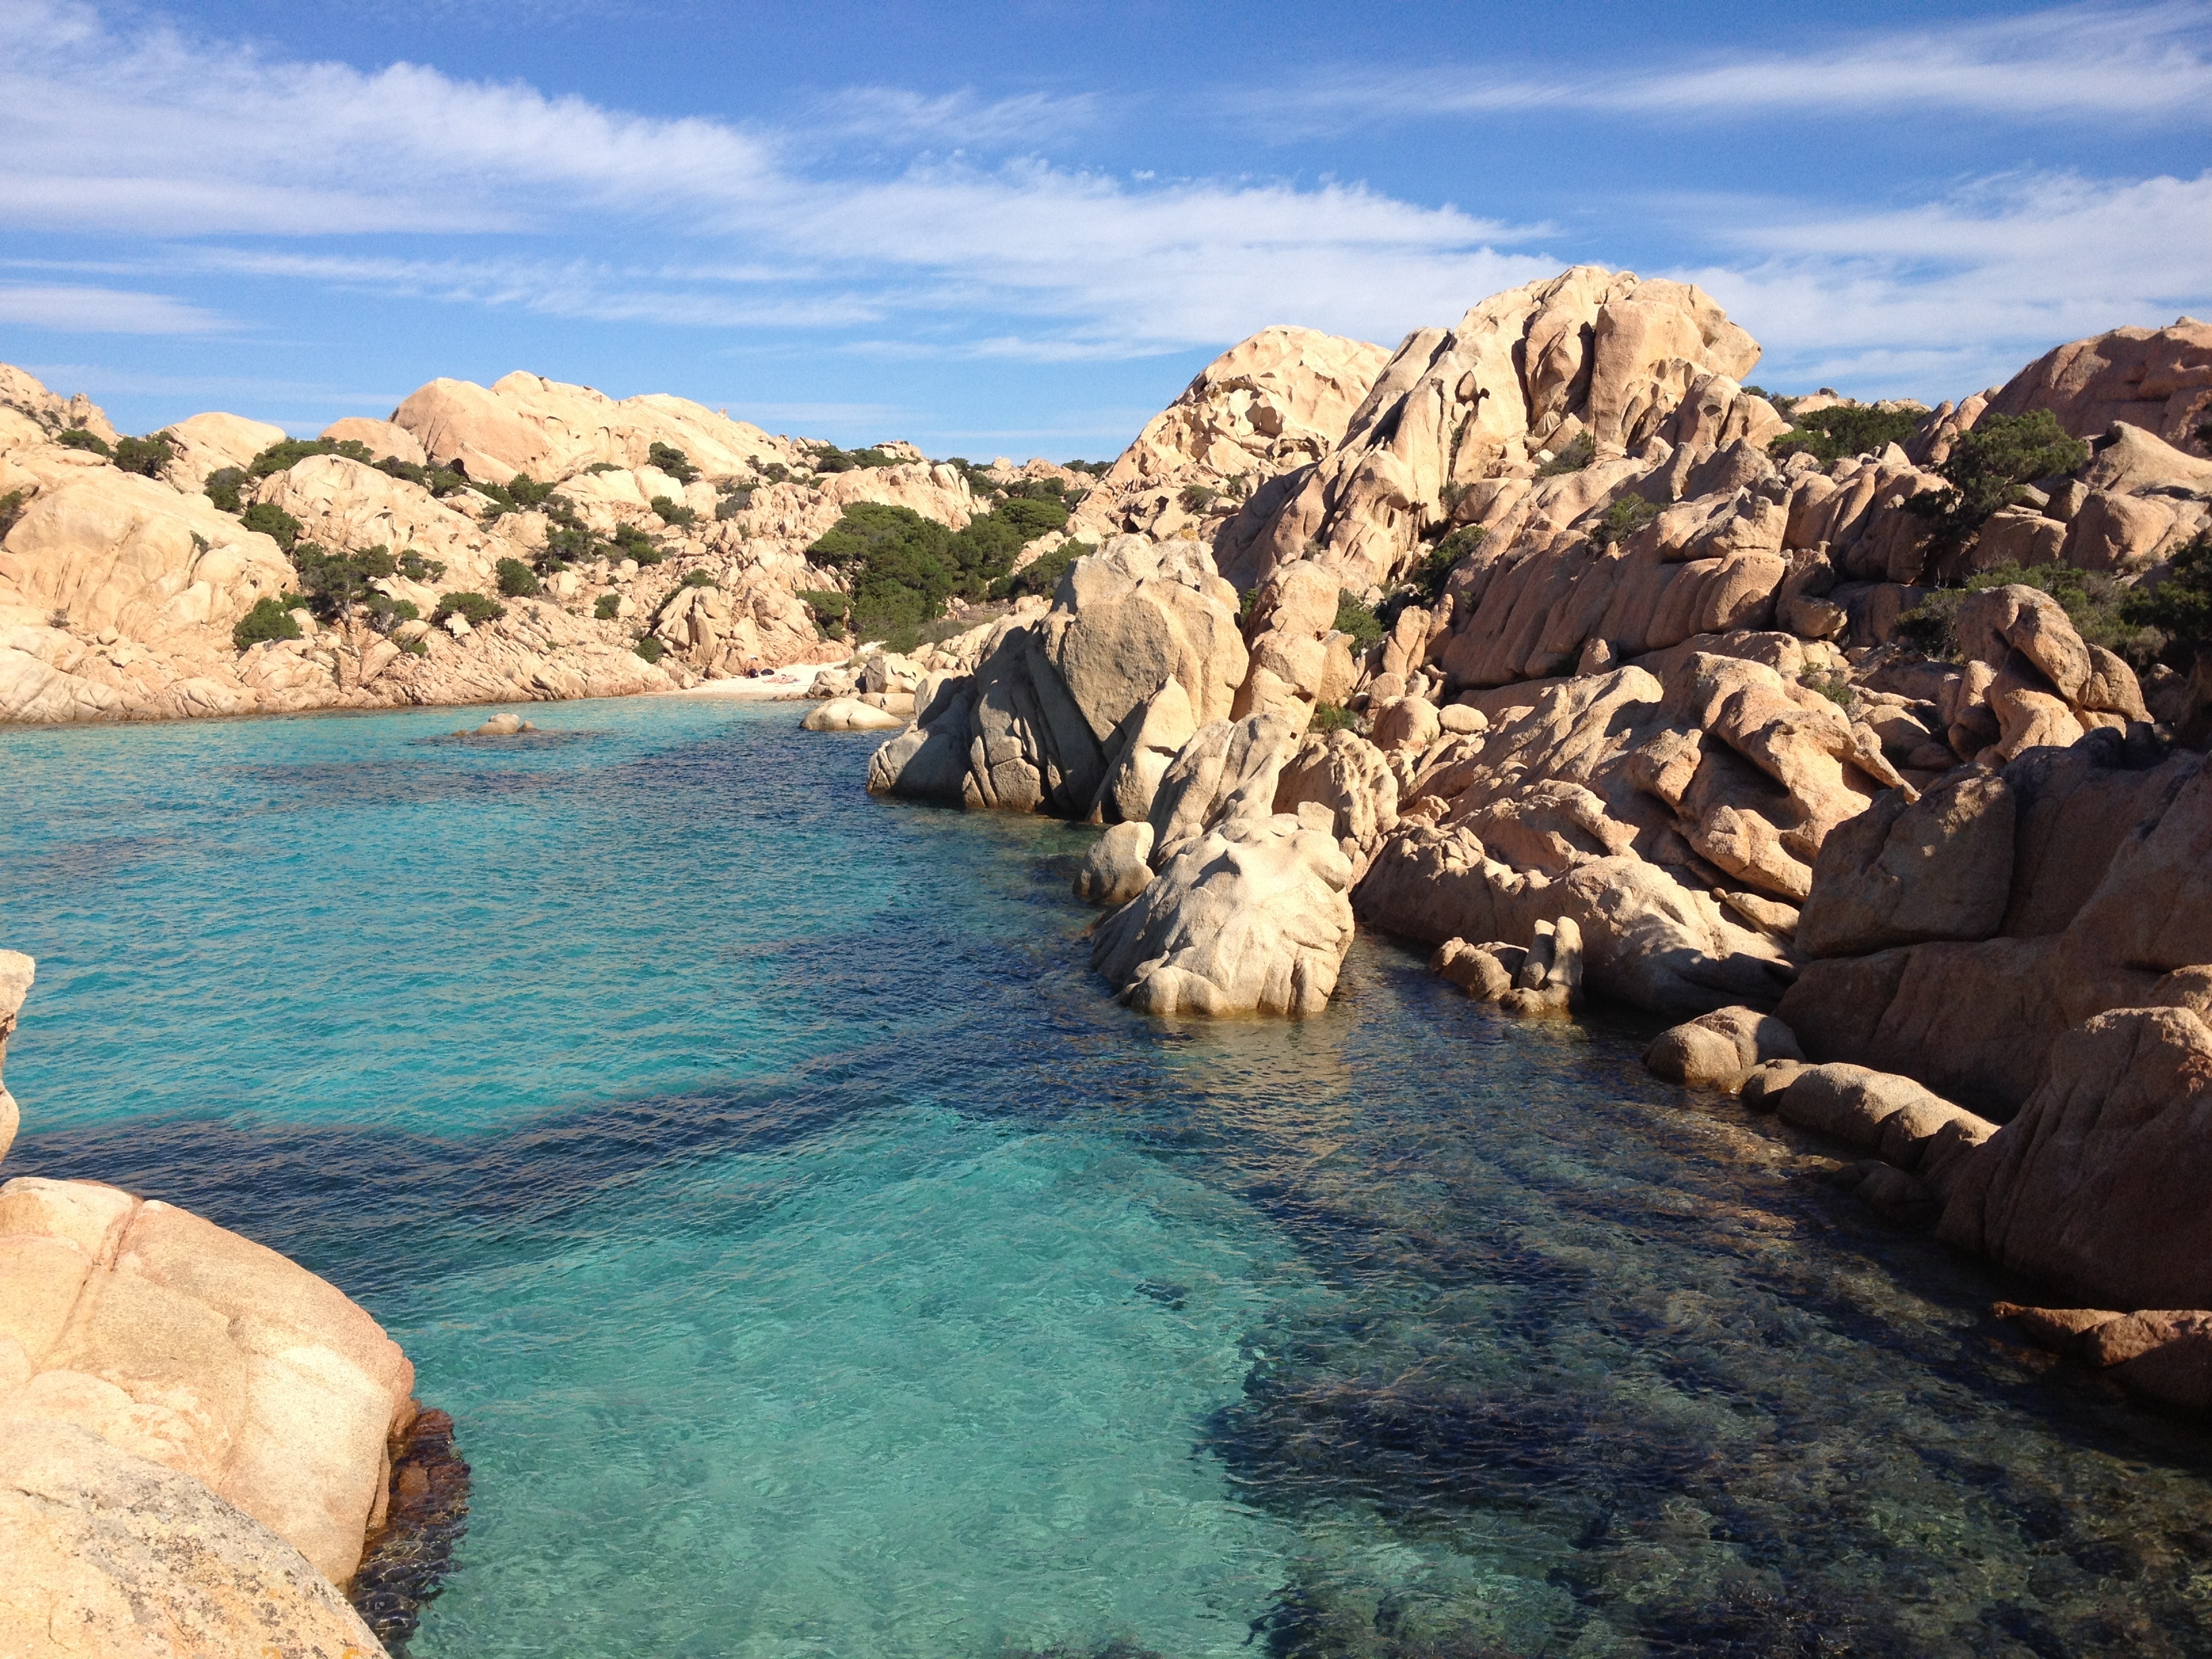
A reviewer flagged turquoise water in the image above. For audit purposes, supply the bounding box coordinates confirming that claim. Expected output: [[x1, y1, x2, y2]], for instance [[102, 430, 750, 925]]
[[5, 696, 2212, 1658]]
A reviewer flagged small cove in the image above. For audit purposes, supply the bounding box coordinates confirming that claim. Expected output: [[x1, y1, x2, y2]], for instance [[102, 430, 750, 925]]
[[5, 696, 2211, 1658]]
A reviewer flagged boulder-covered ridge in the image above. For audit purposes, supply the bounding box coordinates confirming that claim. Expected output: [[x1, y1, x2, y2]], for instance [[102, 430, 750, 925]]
[[0, 363, 1065, 724]]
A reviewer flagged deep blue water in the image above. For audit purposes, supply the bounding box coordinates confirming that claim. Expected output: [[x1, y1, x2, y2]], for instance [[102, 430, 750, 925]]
[[5, 695, 2212, 1659]]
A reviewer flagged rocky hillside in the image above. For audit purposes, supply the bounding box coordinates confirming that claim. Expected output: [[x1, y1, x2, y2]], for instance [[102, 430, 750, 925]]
[[0, 365, 1065, 722]]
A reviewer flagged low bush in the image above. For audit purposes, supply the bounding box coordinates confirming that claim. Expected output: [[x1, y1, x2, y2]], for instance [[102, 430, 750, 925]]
[[0, 489, 26, 535], [989, 536, 1090, 602], [111, 431, 177, 478], [1179, 483, 1220, 512], [1897, 559, 2163, 670], [231, 594, 305, 650], [797, 589, 850, 638], [681, 569, 717, 588], [1310, 702, 1357, 733], [583, 461, 623, 476], [1907, 411, 2090, 550], [433, 592, 504, 626], [1770, 405, 1922, 464], [647, 443, 699, 484], [399, 636, 429, 657], [594, 592, 621, 621], [363, 594, 419, 631], [1535, 432, 1596, 476], [2121, 531, 2212, 668], [807, 443, 895, 474], [1800, 665, 1860, 716], [56, 428, 110, 456], [611, 522, 663, 565], [651, 495, 700, 529], [203, 468, 247, 514], [375, 457, 472, 496], [1334, 596, 1385, 651], [397, 548, 446, 583], [633, 634, 665, 663], [1588, 494, 1660, 553], [495, 557, 541, 598], [240, 500, 304, 552], [1062, 458, 1109, 476], [246, 437, 373, 478], [1378, 528, 1485, 630], [714, 483, 754, 520], [293, 542, 398, 619]]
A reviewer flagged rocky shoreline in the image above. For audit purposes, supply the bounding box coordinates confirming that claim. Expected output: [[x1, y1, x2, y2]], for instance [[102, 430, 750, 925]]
[[3, 263, 2211, 1647], [838, 271, 2212, 1420]]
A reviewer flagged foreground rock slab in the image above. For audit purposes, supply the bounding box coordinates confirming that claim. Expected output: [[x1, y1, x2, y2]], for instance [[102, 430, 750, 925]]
[[0, 1418, 390, 1659]]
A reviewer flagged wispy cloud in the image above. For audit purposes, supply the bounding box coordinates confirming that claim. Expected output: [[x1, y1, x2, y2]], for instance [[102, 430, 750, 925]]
[[1235, 2, 2212, 134], [807, 86, 1105, 150], [0, 283, 231, 333], [1675, 169, 2212, 394]]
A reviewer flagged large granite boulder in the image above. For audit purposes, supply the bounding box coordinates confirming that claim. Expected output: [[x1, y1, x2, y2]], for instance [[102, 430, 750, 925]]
[[0, 951, 28, 1166], [0, 1418, 390, 1659], [1940, 1006, 2212, 1309], [1090, 803, 1355, 1017], [0, 1176, 416, 1584]]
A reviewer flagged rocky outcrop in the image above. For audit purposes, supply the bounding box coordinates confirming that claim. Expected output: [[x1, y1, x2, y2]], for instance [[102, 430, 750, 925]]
[[1351, 649, 1906, 1015], [1076, 326, 1391, 544], [869, 535, 1249, 817], [1218, 266, 1780, 593], [1090, 801, 1355, 1017], [1998, 1303, 2212, 1415], [0, 1418, 391, 1659], [0, 1176, 417, 1584], [1779, 737, 2210, 1115], [1939, 1006, 2212, 1310], [1981, 318, 2212, 455]]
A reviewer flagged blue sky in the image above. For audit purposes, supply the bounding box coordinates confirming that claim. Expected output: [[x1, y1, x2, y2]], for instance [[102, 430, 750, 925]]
[[3, 0, 2208, 455]]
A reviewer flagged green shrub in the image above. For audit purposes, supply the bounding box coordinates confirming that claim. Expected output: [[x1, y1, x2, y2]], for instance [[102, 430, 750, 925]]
[[433, 592, 504, 626], [240, 500, 303, 552], [495, 557, 541, 598], [594, 593, 621, 620], [1062, 458, 1109, 476], [1770, 405, 1922, 464], [399, 636, 429, 657], [1897, 559, 2162, 669], [1334, 596, 1385, 651], [363, 594, 419, 631], [753, 461, 795, 486], [1800, 666, 1860, 716], [2121, 532, 2212, 666], [611, 522, 663, 565], [1535, 431, 1596, 476], [989, 536, 1090, 602], [647, 443, 699, 483], [1309, 702, 1357, 733], [0, 489, 26, 536], [680, 569, 717, 588], [806, 443, 895, 474], [375, 457, 472, 496], [203, 468, 247, 514], [293, 542, 398, 619], [1906, 411, 2091, 548], [1179, 483, 1220, 512], [634, 634, 665, 663], [1589, 494, 1660, 552], [714, 484, 754, 520], [583, 461, 622, 475], [651, 495, 700, 529], [232, 594, 304, 650], [796, 588, 850, 632], [396, 548, 446, 583], [56, 428, 110, 456], [110, 431, 176, 478], [245, 437, 373, 478]]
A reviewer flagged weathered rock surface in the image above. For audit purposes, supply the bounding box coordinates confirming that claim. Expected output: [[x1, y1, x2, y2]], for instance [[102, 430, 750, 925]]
[[1940, 1006, 2212, 1309], [1981, 319, 2212, 454], [1076, 327, 1391, 544], [804, 696, 905, 732], [1090, 802, 1355, 1016], [1644, 1006, 1803, 1090], [0, 951, 28, 1167], [0, 1175, 417, 1583], [1780, 739, 2212, 1114], [1074, 821, 1155, 907], [0, 1418, 391, 1659]]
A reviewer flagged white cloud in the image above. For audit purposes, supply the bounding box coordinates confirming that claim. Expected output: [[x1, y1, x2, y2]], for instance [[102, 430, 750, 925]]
[[1675, 169, 2212, 394], [808, 87, 1105, 150], [0, 283, 230, 333], [1238, 3, 2212, 131]]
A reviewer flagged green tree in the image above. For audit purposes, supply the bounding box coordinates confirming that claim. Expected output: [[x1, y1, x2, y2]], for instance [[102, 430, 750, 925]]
[[647, 443, 699, 483], [495, 557, 542, 598], [1908, 411, 2091, 548], [203, 468, 247, 514], [1769, 405, 1922, 464], [240, 501, 304, 552], [232, 595, 305, 650], [110, 431, 177, 478], [2121, 533, 2212, 667], [433, 592, 505, 625]]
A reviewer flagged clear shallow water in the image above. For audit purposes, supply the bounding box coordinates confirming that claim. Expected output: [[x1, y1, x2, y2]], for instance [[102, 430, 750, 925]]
[[5, 697, 2212, 1658]]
